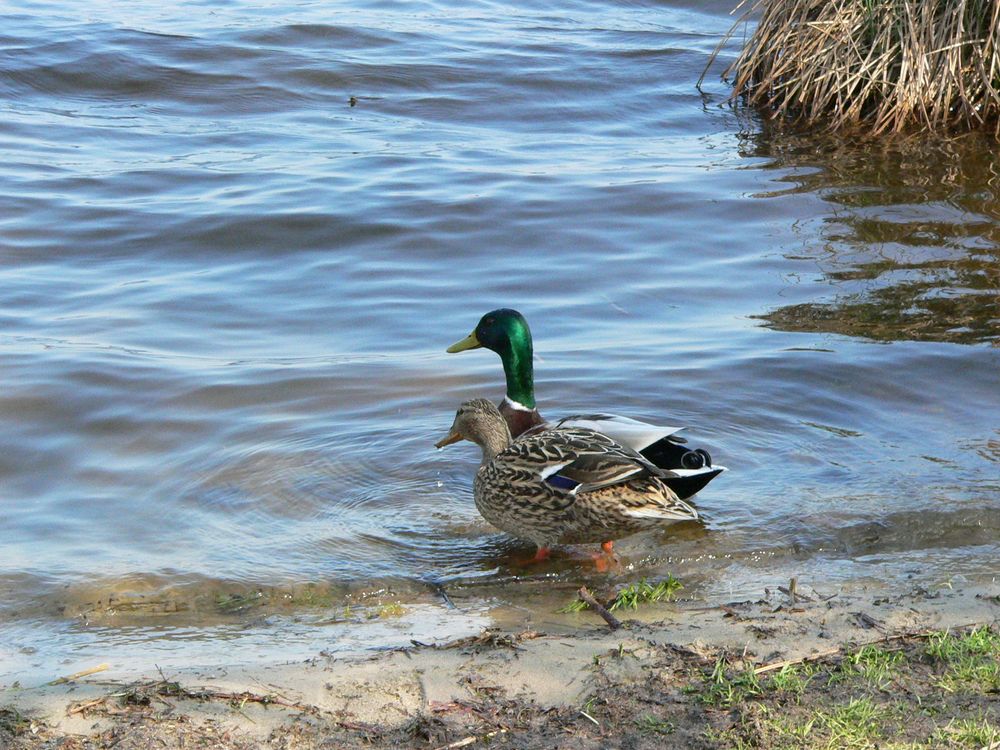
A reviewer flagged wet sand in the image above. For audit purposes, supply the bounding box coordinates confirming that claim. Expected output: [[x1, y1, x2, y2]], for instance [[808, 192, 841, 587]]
[[4, 580, 998, 749]]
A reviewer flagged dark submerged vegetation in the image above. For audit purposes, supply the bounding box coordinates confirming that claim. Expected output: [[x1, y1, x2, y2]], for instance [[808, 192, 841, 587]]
[[732, 126, 1000, 348], [716, 0, 1000, 135]]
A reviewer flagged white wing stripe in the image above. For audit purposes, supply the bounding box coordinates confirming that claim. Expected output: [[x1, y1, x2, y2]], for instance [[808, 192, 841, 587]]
[[537, 461, 574, 480]]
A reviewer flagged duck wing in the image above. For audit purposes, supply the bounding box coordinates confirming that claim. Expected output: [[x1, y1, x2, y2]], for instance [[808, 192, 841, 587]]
[[517, 427, 674, 493], [502, 427, 652, 488], [492, 427, 699, 525], [548, 414, 726, 500], [540, 449, 699, 522], [551, 413, 685, 453], [541, 451, 650, 493]]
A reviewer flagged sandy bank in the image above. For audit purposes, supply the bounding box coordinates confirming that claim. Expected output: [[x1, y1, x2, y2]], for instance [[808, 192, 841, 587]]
[[3, 580, 998, 748]]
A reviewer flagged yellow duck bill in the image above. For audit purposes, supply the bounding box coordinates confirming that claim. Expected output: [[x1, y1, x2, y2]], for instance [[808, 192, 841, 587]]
[[445, 331, 481, 353]]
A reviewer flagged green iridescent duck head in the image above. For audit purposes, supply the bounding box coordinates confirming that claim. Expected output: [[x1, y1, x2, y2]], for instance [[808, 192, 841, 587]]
[[446, 308, 536, 409]]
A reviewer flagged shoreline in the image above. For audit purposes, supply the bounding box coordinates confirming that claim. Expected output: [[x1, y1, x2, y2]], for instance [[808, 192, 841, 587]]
[[4, 579, 998, 748]]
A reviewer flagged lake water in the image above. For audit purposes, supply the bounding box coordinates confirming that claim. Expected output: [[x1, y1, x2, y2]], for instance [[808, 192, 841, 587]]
[[1, 0, 998, 683]]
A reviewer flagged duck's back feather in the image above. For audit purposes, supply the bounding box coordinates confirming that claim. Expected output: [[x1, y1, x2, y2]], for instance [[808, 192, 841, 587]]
[[550, 413, 685, 453], [473, 426, 698, 546]]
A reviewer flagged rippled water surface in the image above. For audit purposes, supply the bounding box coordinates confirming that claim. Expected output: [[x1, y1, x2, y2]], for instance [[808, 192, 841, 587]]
[[2, 0, 998, 682]]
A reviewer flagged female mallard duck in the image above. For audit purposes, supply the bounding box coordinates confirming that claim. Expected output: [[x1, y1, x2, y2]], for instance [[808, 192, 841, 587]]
[[446, 309, 725, 499], [436, 398, 699, 567]]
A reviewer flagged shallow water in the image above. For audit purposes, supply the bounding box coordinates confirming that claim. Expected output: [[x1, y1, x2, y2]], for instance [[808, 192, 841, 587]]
[[1, 0, 998, 683]]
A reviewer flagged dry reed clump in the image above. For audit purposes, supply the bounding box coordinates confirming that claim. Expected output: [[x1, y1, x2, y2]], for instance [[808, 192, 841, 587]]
[[715, 0, 1000, 135]]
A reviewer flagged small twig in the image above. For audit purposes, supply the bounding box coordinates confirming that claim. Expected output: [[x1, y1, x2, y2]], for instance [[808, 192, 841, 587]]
[[67, 697, 109, 715], [432, 729, 507, 750], [578, 587, 621, 631], [47, 663, 110, 686], [205, 690, 316, 712], [67, 681, 320, 718], [753, 647, 842, 675], [434, 736, 476, 750], [579, 710, 601, 727], [852, 611, 886, 631], [425, 579, 456, 610], [250, 677, 294, 703], [778, 577, 815, 604]]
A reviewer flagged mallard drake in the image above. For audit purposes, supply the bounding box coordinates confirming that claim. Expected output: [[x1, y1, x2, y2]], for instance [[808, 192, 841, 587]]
[[446, 309, 725, 499], [436, 398, 699, 566]]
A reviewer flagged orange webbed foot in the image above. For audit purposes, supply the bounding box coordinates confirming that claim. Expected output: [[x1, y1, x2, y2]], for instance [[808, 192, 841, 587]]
[[513, 546, 552, 567], [591, 541, 620, 572]]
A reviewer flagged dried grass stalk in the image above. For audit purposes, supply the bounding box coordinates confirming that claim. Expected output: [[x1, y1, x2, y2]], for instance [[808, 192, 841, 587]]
[[721, 0, 1000, 134]]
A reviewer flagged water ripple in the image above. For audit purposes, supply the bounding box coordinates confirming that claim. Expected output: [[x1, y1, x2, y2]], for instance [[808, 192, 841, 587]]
[[0, 0, 997, 678]]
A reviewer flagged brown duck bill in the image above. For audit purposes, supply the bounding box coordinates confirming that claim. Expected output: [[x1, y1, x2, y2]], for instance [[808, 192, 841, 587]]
[[434, 430, 464, 449]]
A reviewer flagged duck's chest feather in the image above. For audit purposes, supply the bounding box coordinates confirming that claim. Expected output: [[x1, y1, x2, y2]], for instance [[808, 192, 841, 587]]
[[471, 462, 656, 547], [499, 398, 544, 438]]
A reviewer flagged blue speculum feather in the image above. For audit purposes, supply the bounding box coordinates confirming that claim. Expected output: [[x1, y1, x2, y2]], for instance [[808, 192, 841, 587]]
[[544, 474, 580, 491]]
